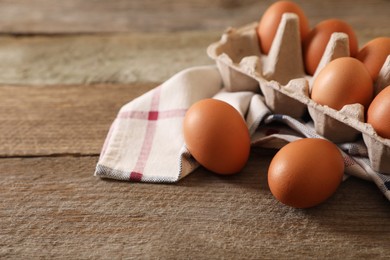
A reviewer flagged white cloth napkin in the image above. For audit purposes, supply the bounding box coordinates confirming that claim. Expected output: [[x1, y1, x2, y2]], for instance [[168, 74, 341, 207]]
[[94, 65, 390, 201]]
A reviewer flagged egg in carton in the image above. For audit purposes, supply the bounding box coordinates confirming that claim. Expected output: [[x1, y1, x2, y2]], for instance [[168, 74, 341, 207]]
[[207, 13, 390, 174]]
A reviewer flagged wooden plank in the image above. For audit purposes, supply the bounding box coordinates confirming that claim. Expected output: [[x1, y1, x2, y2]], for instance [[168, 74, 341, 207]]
[[0, 28, 388, 86], [0, 1, 388, 86], [0, 2, 388, 259], [0, 0, 259, 33], [0, 155, 389, 258], [0, 0, 388, 35], [0, 83, 156, 156], [0, 32, 216, 85]]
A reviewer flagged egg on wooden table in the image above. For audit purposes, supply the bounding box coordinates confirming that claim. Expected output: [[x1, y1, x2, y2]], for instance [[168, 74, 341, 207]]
[[303, 19, 358, 75], [311, 57, 373, 111], [367, 85, 390, 139], [183, 99, 251, 175], [257, 0, 310, 54], [267, 138, 345, 208]]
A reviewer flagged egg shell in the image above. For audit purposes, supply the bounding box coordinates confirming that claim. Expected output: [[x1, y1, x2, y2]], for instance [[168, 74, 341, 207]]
[[257, 0, 310, 55], [207, 14, 390, 173], [311, 57, 373, 111], [367, 86, 390, 139], [356, 37, 390, 82], [268, 138, 345, 208], [303, 19, 359, 75], [183, 98, 250, 175], [374, 55, 390, 95]]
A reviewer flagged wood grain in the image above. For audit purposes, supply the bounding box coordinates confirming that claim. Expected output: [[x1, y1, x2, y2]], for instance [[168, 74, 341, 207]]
[[0, 32, 216, 85], [0, 154, 389, 259], [1, 1, 390, 258], [0, 0, 388, 35], [0, 25, 388, 86], [0, 83, 156, 156], [0, 1, 388, 85]]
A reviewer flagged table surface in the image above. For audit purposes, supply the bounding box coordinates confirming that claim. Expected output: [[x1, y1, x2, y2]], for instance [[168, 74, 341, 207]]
[[1, 0, 389, 258]]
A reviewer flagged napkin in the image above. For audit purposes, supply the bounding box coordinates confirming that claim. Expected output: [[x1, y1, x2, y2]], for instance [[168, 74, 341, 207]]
[[94, 65, 390, 201]]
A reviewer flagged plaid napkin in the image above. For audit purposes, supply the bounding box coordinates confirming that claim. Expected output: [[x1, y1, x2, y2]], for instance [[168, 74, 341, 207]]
[[94, 65, 390, 201]]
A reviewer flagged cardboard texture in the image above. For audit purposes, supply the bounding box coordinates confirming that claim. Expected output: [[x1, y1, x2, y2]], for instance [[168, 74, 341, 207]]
[[207, 13, 390, 174]]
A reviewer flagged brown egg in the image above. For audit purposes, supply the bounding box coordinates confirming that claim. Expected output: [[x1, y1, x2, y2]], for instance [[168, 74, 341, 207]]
[[183, 99, 250, 174], [367, 85, 390, 139], [268, 138, 344, 208], [356, 37, 390, 81], [303, 19, 359, 75], [257, 0, 310, 54], [311, 57, 373, 111]]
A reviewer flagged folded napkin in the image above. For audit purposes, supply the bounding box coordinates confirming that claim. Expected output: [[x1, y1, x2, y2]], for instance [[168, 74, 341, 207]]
[[94, 65, 390, 201]]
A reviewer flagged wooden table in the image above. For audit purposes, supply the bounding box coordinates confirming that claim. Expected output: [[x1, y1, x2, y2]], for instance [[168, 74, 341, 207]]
[[1, 1, 389, 258]]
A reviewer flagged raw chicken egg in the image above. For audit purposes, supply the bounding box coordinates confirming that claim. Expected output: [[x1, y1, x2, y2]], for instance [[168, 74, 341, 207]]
[[356, 37, 390, 81], [367, 85, 390, 139], [303, 19, 358, 75], [268, 138, 345, 208], [183, 99, 250, 174], [257, 0, 310, 54], [311, 57, 373, 111]]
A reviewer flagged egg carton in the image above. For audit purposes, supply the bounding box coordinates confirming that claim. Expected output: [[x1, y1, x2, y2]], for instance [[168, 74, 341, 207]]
[[207, 13, 390, 174]]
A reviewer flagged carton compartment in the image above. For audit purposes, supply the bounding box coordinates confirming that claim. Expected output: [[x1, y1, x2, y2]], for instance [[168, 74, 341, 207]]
[[363, 133, 390, 173], [207, 13, 390, 174], [307, 103, 364, 143], [207, 22, 261, 93], [259, 78, 308, 118]]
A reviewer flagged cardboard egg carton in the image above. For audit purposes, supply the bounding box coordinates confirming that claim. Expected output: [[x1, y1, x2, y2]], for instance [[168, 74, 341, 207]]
[[207, 13, 390, 174]]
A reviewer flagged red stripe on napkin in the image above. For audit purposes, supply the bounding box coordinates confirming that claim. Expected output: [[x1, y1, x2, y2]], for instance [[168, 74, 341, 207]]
[[125, 87, 188, 181], [130, 87, 162, 180], [118, 109, 187, 120]]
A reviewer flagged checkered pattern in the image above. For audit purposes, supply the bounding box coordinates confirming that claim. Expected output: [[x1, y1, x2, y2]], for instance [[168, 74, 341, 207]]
[[96, 66, 222, 182], [94, 65, 390, 201]]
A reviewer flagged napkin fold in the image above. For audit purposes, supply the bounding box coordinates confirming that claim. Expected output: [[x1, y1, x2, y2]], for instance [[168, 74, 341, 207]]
[[95, 65, 390, 201]]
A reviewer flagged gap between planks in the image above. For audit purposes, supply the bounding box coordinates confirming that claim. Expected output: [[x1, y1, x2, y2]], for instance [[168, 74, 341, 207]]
[[0, 0, 388, 35], [0, 83, 157, 157], [0, 31, 218, 85], [0, 155, 389, 259]]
